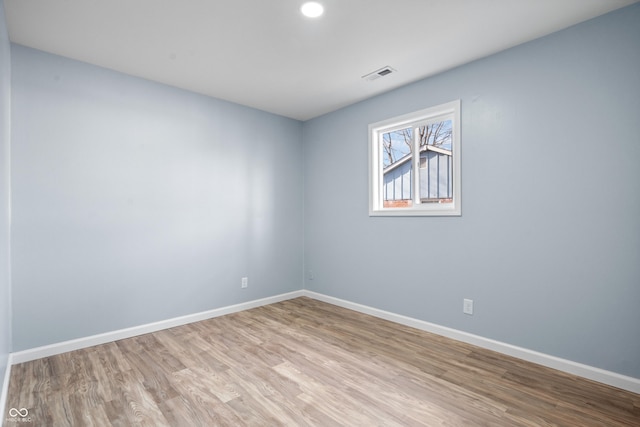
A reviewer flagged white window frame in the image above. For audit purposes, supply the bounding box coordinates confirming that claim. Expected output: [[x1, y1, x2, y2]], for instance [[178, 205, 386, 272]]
[[369, 100, 461, 216]]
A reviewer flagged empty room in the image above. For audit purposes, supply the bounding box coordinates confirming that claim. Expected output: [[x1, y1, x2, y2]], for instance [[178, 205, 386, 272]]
[[1, 0, 639, 425]]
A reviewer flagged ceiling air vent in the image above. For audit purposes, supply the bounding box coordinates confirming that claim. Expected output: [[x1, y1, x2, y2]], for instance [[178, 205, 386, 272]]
[[362, 66, 396, 82]]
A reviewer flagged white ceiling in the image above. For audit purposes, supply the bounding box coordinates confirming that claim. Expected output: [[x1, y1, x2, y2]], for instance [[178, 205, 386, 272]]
[[5, 0, 637, 121]]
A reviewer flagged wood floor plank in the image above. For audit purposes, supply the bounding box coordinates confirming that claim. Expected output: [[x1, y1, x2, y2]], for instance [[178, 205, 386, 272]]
[[114, 337, 180, 405], [109, 369, 170, 426], [4, 297, 639, 426]]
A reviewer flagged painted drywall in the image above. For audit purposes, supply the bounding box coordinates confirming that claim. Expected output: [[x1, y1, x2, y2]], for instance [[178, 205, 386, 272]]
[[0, 0, 12, 394], [10, 45, 304, 351], [303, 4, 640, 379]]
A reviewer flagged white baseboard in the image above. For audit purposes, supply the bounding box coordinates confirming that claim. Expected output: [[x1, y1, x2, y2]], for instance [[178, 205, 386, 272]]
[[0, 354, 12, 420], [11, 291, 305, 365], [302, 290, 640, 395], [7, 289, 640, 395]]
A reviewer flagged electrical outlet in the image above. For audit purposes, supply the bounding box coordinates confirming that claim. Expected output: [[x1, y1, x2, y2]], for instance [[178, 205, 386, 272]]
[[308, 270, 314, 280], [241, 277, 248, 288], [463, 298, 473, 315]]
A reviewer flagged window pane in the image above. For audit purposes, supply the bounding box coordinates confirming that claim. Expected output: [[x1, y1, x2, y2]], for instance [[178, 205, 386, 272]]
[[369, 99, 460, 216], [418, 120, 452, 150], [381, 128, 412, 168], [418, 121, 453, 203], [381, 128, 413, 208]]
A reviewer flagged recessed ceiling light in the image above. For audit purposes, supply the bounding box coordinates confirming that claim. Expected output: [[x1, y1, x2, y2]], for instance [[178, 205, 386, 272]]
[[301, 2, 324, 18]]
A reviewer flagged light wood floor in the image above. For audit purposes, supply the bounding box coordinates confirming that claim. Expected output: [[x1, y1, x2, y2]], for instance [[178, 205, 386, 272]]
[[4, 297, 640, 426]]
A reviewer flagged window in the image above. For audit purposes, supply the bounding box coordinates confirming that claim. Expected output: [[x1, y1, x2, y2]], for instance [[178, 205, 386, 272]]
[[369, 100, 461, 216]]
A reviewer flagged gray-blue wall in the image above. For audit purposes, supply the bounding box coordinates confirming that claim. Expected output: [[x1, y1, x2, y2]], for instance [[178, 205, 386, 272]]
[[10, 45, 304, 351], [0, 0, 12, 391], [303, 4, 640, 378]]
